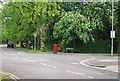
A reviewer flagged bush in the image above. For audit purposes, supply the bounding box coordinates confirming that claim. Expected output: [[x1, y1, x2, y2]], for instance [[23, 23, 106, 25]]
[[41, 44, 46, 52], [58, 46, 62, 52]]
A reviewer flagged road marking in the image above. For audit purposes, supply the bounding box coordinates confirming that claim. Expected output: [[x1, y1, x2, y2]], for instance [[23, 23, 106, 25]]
[[10, 76, 16, 80], [41, 63, 47, 65], [87, 76, 93, 78], [98, 59, 118, 62], [65, 70, 93, 79], [80, 58, 119, 73], [2, 71, 20, 80], [71, 63, 79, 65], [23, 58, 36, 62], [3, 51, 7, 53], [65, 70, 84, 76], [40, 63, 57, 69], [80, 58, 96, 67], [29, 60, 36, 62]]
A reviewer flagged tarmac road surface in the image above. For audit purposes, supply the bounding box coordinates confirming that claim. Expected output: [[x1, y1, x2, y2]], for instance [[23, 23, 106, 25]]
[[0, 44, 119, 80]]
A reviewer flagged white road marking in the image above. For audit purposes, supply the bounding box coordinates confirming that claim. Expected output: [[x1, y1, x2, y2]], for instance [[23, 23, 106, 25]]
[[74, 72, 84, 76], [66, 70, 84, 76], [47, 65, 57, 69], [40, 63, 57, 69], [87, 76, 94, 78], [41, 63, 47, 65], [71, 63, 79, 65], [22, 58, 37, 63], [29, 60, 36, 62], [3, 51, 7, 53], [98, 59, 118, 62], [65, 70, 94, 79]]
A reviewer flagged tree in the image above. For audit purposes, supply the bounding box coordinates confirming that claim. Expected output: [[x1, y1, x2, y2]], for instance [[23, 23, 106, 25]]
[[114, 2, 120, 53], [2, 2, 36, 47], [53, 11, 103, 51], [31, 2, 60, 51], [2, 2, 60, 51]]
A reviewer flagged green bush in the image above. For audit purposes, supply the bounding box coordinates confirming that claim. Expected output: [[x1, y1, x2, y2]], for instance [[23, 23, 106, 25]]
[[58, 46, 62, 52], [41, 44, 46, 52]]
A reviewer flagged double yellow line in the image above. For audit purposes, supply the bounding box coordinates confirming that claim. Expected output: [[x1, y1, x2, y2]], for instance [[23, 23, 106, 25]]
[[2, 71, 20, 81]]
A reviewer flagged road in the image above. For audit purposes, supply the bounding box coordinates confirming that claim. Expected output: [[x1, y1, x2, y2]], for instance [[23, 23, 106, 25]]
[[0, 44, 119, 80]]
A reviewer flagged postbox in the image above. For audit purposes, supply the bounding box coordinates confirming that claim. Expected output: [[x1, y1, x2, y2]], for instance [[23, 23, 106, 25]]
[[53, 44, 58, 54]]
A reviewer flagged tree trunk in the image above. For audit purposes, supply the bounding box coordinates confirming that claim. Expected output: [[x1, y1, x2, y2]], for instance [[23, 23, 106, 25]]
[[40, 27, 46, 52], [25, 41, 29, 48], [20, 41, 24, 48], [39, 22, 50, 52]]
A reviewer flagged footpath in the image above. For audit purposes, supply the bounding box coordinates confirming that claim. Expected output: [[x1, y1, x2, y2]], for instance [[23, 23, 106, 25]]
[[83, 56, 119, 73]]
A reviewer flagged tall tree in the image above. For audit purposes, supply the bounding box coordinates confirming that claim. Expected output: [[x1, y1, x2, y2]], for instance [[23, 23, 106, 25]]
[[2, 2, 60, 51], [32, 2, 60, 51], [53, 11, 103, 50]]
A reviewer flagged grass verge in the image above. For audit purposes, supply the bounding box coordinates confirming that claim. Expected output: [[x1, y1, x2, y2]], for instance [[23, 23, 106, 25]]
[[0, 74, 9, 81], [15, 46, 41, 53], [89, 53, 120, 55]]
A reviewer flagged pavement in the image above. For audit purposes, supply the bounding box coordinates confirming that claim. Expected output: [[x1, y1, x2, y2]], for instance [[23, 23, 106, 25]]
[[83, 56, 119, 73]]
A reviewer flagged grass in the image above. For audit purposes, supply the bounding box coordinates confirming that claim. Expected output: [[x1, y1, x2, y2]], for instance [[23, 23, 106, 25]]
[[0, 74, 9, 81], [15, 46, 42, 53], [15, 46, 120, 55]]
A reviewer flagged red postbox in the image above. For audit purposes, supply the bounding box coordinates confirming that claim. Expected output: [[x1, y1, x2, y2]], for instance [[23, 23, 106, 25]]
[[53, 44, 58, 54]]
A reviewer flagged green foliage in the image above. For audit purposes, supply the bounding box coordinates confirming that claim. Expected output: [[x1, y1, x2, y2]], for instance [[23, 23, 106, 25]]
[[0, 73, 9, 81], [114, 2, 120, 44], [54, 11, 103, 48], [41, 44, 46, 52], [2, 2, 60, 50], [58, 46, 63, 52], [1, 2, 119, 53], [73, 40, 111, 53]]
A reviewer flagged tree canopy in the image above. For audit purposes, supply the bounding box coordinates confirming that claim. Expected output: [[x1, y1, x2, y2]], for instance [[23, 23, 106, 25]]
[[1, 1, 120, 52], [53, 11, 103, 48]]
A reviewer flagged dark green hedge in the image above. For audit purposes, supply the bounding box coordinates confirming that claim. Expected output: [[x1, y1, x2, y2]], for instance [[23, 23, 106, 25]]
[[45, 40, 117, 53], [73, 40, 111, 53]]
